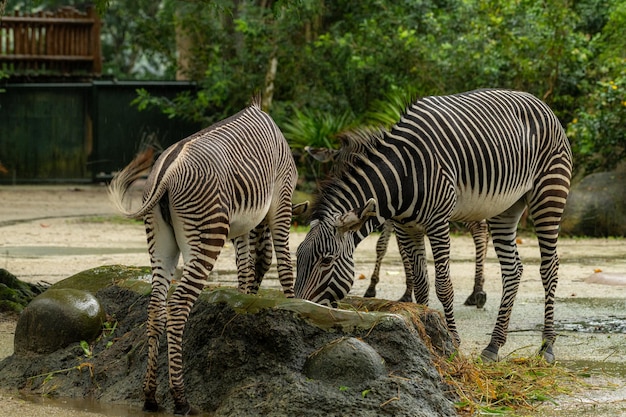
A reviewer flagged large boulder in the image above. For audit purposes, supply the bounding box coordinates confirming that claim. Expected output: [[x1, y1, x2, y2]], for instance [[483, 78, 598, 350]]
[[13, 289, 106, 355], [0, 266, 459, 417], [561, 168, 626, 237]]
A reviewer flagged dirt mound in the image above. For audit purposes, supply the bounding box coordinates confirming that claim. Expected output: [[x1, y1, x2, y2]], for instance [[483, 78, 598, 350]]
[[0, 279, 458, 416]]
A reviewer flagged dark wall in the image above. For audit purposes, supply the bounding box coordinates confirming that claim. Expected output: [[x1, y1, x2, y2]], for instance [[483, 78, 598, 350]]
[[0, 82, 201, 183]]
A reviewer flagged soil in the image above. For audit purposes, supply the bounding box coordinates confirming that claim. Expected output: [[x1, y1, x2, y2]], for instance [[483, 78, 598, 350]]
[[0, 184, 626, 416]]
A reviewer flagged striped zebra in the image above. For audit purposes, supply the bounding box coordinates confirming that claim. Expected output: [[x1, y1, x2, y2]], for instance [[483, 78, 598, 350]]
[[108, 99, 298, 415], [295, 89, 572, 363], [305, 146, 489, 308], [365, 219, 489, 307], [247, 201, 308, 293]]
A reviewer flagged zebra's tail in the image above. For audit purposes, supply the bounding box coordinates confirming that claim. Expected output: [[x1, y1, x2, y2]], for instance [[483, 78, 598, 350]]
[[108, 147, 159, 220]]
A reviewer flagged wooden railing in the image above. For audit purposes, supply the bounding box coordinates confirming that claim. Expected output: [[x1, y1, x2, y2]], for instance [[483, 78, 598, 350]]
[[0, 6, 102, 77]]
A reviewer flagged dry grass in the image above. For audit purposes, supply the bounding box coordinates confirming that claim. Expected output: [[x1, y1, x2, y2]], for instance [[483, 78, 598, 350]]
[[341, 297, 587, 416]]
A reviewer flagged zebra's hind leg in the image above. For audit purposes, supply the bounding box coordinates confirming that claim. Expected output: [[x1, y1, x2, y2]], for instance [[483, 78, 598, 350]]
[[527, 170, 570, 364], [364, 221, 393, 298], [481, 200, 526, 363], [463, 220, 489, 309], [142, 210, 180, 413], [166, 270, 205, 415]]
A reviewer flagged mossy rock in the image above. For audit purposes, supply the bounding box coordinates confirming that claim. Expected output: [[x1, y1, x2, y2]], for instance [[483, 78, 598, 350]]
[[50, 265, 152, 295], [0, 269, 47, 313]]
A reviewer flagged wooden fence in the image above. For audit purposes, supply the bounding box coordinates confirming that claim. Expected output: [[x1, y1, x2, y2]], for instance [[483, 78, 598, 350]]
[[0, 6, 102, 77]]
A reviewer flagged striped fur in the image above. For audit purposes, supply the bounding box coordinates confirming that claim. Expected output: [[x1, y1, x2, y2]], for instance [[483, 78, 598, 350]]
[[305, 146, 489, 306], [364, 219, 489, 309], [295, 89, 572, 363], [109, 100, 297, 414]]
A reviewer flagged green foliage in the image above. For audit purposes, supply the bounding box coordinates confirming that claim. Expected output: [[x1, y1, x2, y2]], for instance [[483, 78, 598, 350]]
[[282, 107, 355, 150], [568, 73, 626, 175], [567, 1, 626, 176], [364, 87, 416, 128], [5, 0, 626, 176]]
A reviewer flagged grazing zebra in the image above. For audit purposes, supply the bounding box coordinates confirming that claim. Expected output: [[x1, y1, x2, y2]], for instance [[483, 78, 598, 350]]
[[109, 99, 298, 415], [295, 89, 572, 363], [305, 146, 489, 307]]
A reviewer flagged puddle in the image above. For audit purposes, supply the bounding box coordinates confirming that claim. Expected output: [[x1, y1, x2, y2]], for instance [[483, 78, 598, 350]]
[[560, 359, 626, 378], [0, 246, 145, 257], [555, 316, 626, 334], [17, 392, 216, 417]]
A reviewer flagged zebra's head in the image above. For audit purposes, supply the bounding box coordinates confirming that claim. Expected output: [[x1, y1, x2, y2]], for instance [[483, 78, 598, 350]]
[[295, 199, 377, 307]]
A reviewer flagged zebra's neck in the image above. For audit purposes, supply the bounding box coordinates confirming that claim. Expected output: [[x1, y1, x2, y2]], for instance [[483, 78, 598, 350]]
[[312, 131, 410, 242]]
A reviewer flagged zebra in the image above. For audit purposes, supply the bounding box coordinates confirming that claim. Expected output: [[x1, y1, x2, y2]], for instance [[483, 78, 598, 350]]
[[108, 99, 298, 415], [295, 89, 572, 363], [305, 146, 489, 307], [247, 201, 308, 293], [365, 219, 489, 307]]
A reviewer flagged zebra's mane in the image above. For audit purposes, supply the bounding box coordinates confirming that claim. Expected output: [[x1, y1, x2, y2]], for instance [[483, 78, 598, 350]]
[[331, 126, 387, 174], [312, 126, 387, 218]]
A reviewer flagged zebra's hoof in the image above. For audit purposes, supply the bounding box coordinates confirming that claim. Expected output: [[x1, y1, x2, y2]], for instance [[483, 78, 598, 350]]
[[542, 350, 555, 364], [480, 347, 499, 363], [474, 291, 487, 309], [363, 289, 376, 298], [540, 343, 555, 364], [142, 399, 160, 412]]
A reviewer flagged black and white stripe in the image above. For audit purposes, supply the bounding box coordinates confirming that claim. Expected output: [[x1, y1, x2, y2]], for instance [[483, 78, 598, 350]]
[[109, 99, 297, 414], [295, 89, 572, 363]]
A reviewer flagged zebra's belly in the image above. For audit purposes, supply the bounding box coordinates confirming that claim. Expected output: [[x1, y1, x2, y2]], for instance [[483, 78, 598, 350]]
[[450, 187, 528, 221], [228, 206, 270, 238]]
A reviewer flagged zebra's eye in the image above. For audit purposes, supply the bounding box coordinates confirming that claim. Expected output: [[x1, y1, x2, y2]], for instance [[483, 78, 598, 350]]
[[320, 255, 334, 266]]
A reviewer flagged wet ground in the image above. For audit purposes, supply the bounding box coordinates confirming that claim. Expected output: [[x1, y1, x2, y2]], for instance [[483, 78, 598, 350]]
[[1, 185, 626, 416]]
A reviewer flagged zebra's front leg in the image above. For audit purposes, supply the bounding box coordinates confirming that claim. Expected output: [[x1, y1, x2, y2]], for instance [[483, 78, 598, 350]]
[[364, 221, 393, 298], [463, 220, 489, 309], [395, 225, 428, 304], [250, 223, 273, 293], [233, 233, 255, 294], [428, 228, 460, 346], [269, 203, 295, 298], [481, 209, 525, 362]]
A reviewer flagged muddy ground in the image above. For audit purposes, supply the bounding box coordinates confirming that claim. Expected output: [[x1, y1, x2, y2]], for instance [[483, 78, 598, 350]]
[[0, 185, 626, 416]]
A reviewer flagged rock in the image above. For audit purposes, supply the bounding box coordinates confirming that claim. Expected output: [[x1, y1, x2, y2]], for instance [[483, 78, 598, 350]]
[[0, 268, 48, 313], [561, 169, 626, 237], [303, 337, 386, 386], [0, 282, 458, 416], [13, 289, 106, 355], [49, 264, 152, 294]]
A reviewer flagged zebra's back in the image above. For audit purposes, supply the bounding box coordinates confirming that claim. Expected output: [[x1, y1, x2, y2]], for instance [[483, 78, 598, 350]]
[[387, 89, 570, 222]]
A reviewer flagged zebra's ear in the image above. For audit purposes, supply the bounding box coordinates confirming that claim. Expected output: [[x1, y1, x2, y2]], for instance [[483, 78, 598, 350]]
[[292, 201, 309, 216], [305, 146, 338, 163], [335, 198, 377, 234]]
